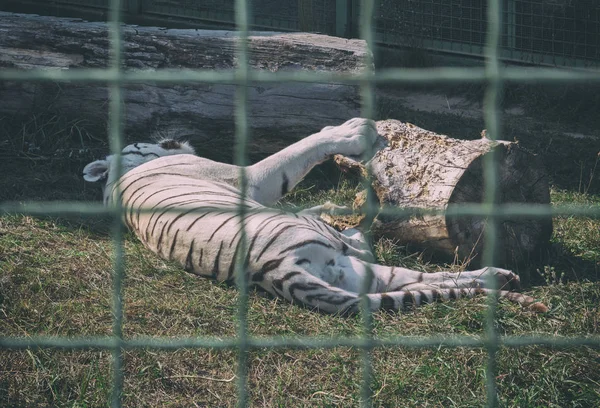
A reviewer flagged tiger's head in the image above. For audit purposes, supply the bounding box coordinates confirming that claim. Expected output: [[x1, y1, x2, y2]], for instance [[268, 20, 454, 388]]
[[83, 139, 195, 200]]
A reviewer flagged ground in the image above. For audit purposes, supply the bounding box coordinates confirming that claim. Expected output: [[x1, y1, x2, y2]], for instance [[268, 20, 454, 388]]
[[0, 85, 599, 407]]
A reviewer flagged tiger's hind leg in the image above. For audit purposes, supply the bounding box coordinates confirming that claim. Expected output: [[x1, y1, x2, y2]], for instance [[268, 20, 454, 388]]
[[382, 266, 523, 293], [344, 258, 523, 293], [253, 236, 545, 314], [255, 255, 546, 315], [280, 245, 522, 297]]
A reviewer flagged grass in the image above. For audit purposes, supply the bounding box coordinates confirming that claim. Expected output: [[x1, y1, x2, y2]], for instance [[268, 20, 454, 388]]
[[1, 99, 599, 406], [551, 190, 600, 263], [1, 211, 599, 407]]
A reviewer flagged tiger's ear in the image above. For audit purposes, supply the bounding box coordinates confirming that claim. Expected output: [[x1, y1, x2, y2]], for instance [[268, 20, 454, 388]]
[[83, 159, 109, 182]]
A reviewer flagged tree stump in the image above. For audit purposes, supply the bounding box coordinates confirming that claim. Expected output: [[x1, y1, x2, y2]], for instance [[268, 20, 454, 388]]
[[335, 119, 553, 267], [0, 12, 369, 162]]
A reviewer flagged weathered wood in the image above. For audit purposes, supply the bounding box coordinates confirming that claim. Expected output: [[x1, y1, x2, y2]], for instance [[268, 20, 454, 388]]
[[0, 12, 369, 161], [336, 120, 553, 267]]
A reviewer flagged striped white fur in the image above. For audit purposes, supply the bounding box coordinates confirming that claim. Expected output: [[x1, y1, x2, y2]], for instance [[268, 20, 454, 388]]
[[83, 118, 547, 314]]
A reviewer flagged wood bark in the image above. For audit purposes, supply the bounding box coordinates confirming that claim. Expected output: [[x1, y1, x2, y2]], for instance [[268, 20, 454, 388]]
[[336, 120, 553, 267], [0, 12, 369, 161]]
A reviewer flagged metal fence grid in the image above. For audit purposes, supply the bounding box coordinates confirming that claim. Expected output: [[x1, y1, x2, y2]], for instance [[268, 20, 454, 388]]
[[374, 0, 600, 68], [510, 1, 600, 66], [1, 0, 600, 406], [375, 0, 488, 53]]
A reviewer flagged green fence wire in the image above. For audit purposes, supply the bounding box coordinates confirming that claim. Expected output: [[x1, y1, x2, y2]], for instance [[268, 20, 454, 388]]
[[1, 0, 600, 406]]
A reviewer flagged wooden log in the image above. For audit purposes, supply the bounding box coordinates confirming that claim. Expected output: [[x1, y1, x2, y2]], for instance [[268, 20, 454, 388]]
[[335, 119, 553, 267], [0, 12, 369, 161]]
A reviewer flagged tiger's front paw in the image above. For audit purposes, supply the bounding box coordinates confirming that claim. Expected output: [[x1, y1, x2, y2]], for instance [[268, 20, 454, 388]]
[[323, 118, 378, 159]]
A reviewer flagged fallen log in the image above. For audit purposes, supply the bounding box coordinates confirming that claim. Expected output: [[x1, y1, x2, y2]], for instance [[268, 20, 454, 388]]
[[0, 11, 368, 161], [335, 119, 553, 267]]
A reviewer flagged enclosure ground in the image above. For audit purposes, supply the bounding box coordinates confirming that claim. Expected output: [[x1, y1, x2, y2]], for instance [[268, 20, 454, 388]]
[[1, 89, 599, 406]]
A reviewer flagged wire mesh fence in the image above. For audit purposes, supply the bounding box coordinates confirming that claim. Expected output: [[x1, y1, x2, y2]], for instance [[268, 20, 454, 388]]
[[374, 0, 600, 68], [1, 0, 600, 406], [143, 0, 337, 32], [4, 1, 599, 68], [10, 0, 337, 33]]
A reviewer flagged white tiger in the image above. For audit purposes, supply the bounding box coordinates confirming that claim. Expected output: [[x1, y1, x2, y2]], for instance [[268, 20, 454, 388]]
[[83, 118, 547, 314]]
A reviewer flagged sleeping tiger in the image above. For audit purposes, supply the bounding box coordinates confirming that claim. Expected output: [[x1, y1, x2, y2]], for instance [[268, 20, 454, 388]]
[[83, 118, 547, 314]]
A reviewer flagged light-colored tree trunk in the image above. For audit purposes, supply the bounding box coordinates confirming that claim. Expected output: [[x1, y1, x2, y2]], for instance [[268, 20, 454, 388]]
[[335, 119, 553, 267]]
